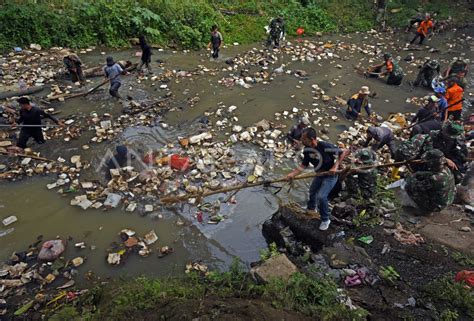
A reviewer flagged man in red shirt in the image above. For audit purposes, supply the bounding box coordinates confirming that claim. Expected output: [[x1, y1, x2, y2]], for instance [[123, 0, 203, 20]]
[[410, 14, 433, 45]]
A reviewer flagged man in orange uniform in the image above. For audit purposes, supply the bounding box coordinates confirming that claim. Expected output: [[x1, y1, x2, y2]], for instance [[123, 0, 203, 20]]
[[444, 78, 464, 121], [410, 14, 433, 45]]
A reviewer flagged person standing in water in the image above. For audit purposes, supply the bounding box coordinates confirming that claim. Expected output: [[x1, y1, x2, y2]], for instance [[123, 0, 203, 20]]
[[208, 25, 223, 59]]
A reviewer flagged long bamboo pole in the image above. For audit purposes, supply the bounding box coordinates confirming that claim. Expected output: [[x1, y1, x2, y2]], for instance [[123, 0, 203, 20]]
[[0, 150, 56, 162], [160, 160, 421, 204]]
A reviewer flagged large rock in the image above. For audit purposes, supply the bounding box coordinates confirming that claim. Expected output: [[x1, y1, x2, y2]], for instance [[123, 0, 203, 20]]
[[262, 203, 331, 251], [251, 254, 298, 284], [323, 242, 373, 269]]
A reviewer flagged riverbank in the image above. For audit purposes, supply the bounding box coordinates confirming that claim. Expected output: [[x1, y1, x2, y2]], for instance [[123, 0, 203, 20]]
[[1, 0, 472, 51]]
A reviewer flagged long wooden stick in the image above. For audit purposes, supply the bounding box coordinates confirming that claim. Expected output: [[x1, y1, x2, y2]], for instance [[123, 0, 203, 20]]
[[0, 150, 56, 162], [48, 64, 136, 101], [0, 124, 60, 128], [160, 160, 420, 204]]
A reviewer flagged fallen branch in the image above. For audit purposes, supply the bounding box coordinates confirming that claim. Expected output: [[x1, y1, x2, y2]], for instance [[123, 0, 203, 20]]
[[0, 150, 56, 162], [160, 160, 422, 204]]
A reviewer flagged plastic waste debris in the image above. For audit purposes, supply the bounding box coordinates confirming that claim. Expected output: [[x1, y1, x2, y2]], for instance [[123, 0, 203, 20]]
[[38, 240, 66, 261]]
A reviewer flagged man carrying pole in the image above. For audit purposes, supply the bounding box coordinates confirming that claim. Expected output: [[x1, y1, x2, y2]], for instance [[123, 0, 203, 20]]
[[13, 97, 63, 149], [284, 128, 348, 231]]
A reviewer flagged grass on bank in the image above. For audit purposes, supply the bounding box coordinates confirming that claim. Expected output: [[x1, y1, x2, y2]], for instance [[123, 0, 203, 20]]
[[48, 259, 368, 321], [1, 0, 471, 51]]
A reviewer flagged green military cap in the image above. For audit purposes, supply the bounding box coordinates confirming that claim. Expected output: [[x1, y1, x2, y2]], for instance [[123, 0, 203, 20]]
[[355, 148, 376, 164], [422, 149, 446, 167]]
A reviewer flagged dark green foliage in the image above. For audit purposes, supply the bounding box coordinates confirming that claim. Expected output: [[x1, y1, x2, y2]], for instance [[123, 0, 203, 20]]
[[424, 274, 474, 319], [1, 0, 468, 51], [47, 258, 367, 320], [263, 272, 369, 320]]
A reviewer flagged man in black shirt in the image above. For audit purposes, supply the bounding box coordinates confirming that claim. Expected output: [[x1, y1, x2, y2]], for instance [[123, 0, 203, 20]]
[[14, 97, 63, 149], [285, 128, 348, 231], [137, 36, 152, 74]]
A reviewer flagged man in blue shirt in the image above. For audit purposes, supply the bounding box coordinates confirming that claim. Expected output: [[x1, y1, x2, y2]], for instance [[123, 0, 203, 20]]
[[346, 86, 373, 120], [103, 56, 128, 98], [285, 128, 348, 231], [434, 86, 448, 122]]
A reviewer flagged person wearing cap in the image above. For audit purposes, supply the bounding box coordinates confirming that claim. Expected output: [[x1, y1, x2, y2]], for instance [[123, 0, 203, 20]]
[[444, 57, 469, 88], [424, 121, 468, 182], [285, 127, 349, 231], [410, 96, 442, 137], [434, 86, 448, 121], [444, 78, 464, 121], [406, 149, 455, 212], [363, 125, 396, 157], [410, 13, 433, 45], [370, 53, 404, 85], [287, 117, 310, 146], [103, 56, 129, 98], [345, 148, 378, 199], [14, 97, 63, 149], [444, 57, 469, 78], [414, 59, 440, 88], [62, 50, 84, 84], [346, 86, 373, 120]]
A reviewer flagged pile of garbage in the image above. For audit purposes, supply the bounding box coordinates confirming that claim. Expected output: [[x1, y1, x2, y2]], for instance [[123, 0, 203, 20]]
[[0, 45, 68, 90], [218, 40, 343, 90], [106, 229, 171, 265], [0, 236, 86, 318]]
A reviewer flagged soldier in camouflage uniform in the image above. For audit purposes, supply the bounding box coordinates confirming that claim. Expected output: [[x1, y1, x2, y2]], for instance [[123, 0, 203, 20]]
[[406, 149, 455, 212], [395, 121, 467, 182], [422, 121, 467, 182], [267, 16, 285, 48], [345, 148, 378, 199]]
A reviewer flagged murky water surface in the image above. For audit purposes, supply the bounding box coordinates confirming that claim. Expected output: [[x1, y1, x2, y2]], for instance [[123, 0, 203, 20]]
[[1, 29, 472, 280]]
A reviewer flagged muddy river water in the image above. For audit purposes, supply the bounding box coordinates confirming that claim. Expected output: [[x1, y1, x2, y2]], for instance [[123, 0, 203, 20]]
[[1, 29, 472, 281]]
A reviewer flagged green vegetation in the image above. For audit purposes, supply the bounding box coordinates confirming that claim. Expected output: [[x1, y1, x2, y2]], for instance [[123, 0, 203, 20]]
[[48, 259, 367, 321], [424, 274, 474, 319], [379, 265, 401, 283], [263, 271, 368, 320], [451, 251, 474, 267], [1, 0, 469, 51], [386, 0, 471, 28], [259, 242, 280, 261]]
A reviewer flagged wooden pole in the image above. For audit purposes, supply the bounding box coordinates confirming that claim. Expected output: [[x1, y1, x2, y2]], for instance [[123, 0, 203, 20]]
[[0, 150, 56, 163], [160, 160, 420, 204], [48, 64, 136, 101]]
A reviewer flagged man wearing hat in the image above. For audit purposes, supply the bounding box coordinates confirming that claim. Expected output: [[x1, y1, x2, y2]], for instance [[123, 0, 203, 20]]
[[424, 121, 468, 182], [14, 97, 63, 149], [410, 95, 442, 136], [444, 57, 469, 88], [414, 59, 440, 88], [103, 56, 128, 98], [346, 86, 373, 120], [406, 149, 455, 212], [61, 50, 84, 84], [345, 148, 378, 199], [287, 117, 310, 146]]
